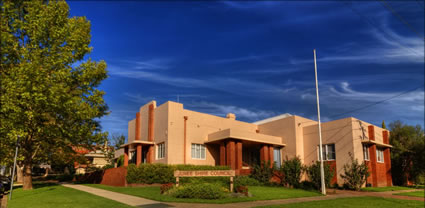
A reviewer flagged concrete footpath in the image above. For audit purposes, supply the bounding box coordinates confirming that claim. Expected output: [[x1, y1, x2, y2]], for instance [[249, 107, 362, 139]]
[[62, 184, 424, 208], [62, 184, 171, 208]]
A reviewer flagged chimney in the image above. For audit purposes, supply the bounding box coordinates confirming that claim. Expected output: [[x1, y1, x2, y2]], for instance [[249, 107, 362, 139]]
[[226, 113, 236, 120]]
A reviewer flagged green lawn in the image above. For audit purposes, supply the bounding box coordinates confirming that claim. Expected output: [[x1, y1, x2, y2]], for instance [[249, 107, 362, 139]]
[[85, 184, 322, 204], [361, 186, 413, 192], [7, 183, 132, 208], [254, 196, 425, 208], [394, 190, 424, 198]]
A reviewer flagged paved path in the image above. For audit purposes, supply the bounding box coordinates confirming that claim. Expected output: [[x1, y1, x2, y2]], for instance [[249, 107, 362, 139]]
[[63, 184, 424, 208], [338, 189, 424, 202], [62, 184, 172, 207]]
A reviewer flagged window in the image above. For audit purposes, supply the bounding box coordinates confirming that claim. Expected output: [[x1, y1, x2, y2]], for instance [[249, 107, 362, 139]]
[[377, 148, 384, 163], [318, 144, 336, 161], [157, 143, 165, 159], [363, 144, 369, 161], [191, 144, 206, 159], [273, 148, 282, 168]]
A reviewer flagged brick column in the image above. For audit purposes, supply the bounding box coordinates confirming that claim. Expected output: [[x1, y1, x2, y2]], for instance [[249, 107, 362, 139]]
[[220, 142, 226, 166], [268, 145, 274, 168], [147, 104, 154, 163], [384, 148, 392, 186], [136, 112, 141, 140], [124, 146, 129, 167], [236, 141, 242, 173], [136, 144, 142, 166], [226, 140, 236, 169], [147, 145, 154, 163], [260, 145, 269, 165], [369, 144, 378, 187]]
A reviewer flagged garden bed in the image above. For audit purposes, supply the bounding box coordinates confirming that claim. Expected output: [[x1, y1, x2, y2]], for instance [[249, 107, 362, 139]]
[[84, 184, 322, 204]]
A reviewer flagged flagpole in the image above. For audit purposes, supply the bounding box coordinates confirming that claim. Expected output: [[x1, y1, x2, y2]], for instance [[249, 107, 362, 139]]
[[314, 49, 326, 195], [9, 136, 19, 200]]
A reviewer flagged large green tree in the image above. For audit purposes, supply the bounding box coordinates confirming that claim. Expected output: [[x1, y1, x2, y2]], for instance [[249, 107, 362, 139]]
[[389, 121, 425, 185], [0, 0, 108, 190]]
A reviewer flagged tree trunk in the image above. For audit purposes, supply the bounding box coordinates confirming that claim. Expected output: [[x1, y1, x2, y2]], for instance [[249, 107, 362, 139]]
[[43, 168, 49, 177], [17, 164, 24, 183], [23, 162, 33, 190]]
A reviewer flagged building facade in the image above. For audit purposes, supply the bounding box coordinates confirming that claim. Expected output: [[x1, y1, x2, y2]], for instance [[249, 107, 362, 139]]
[[119, 100, 392, 187]]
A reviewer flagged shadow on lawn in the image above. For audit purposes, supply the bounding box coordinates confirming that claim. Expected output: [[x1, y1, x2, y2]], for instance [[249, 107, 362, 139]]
[[10, 183, 59, 200]]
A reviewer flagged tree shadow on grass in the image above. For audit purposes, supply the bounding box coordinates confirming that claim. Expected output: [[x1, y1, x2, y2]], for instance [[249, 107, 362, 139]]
[[10, 183, 59, 200]]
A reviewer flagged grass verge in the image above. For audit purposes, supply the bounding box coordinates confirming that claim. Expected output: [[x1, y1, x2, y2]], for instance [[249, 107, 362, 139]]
[[361, 186, 413, 192], [7, 183, 132, 208], [254, 196, 424, 208], [84, 184, 322, 204], [394, 190, 424, 198]]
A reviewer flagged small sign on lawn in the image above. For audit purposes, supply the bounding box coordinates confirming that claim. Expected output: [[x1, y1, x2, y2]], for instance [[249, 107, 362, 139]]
[[174, 170, 235, 192]]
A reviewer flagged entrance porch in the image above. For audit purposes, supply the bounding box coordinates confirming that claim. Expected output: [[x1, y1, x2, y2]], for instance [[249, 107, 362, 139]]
[[121, 141, 154, 166], [206, 128, 285, 175]]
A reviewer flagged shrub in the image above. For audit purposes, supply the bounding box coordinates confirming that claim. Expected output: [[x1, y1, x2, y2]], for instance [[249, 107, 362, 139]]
[[236, 185, 249, 196], [251, 161, 274, 184], [126, 163, 233, 184], [102, 164, 115, 170], [116, 155, 124, 167], [160, 183, 174, 194], [171, 183, 227, 199], [56, 174, 74, 182], [299, 180, 316, 190], [180, 177, 229, 188], [280, 156, 304, 188], [306, 161, 334, 190], [126, 163, 174, 184], [234, 175, 261, 188], [340, 152, 370, 191]]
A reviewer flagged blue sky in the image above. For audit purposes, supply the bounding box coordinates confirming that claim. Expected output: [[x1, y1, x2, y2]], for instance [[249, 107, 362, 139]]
[[68, 1, 424, 138]]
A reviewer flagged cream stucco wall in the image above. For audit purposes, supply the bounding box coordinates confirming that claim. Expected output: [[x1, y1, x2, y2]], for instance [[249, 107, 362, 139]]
[[153, 101, 169, 164], [303, 117, 355, 185], [257, 116, 296, 161], [121, 100, 390, 186]]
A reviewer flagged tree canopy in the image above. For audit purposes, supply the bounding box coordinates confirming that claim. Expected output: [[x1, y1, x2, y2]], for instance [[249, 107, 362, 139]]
[[389, 121, 425, 185], [0, 0, 108, 189]]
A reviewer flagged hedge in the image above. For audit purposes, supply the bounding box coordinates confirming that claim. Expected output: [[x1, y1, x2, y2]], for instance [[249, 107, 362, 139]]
[[169, 183, 227, 199], [126, 163, 231, 184]]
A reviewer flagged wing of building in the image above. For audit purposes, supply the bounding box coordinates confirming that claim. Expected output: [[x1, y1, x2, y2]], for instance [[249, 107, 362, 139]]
[[117, 100, 392, 187]]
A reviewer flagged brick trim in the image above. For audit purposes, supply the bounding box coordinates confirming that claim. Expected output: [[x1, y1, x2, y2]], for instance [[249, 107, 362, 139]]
[[148, 104, 154, 142], [369, 144, 378, 187], [384, 148, 392, 186], [183, 116, 188, 164], [368, 125, 375, 141], [383, 131, 389, 144], [124, 146, 129, 167]]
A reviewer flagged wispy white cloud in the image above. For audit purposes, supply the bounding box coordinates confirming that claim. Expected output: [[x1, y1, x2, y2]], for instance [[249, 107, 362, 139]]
[[290, 14, 424, 65], [211, 55, 275, 64], [108, 63, 292, 97], [300, 82, 424, 121], [221, 1, 282, 10], [120, 58, 171, 70], [123, 92, 206, 104], [186, 101, 278, 121]]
